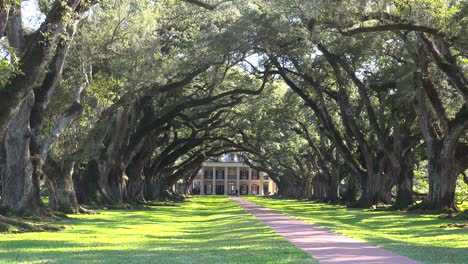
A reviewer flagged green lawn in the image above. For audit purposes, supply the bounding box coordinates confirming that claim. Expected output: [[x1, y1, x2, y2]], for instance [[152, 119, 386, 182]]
[[0, 196, 315, 264], [243, 196, 468, 264]]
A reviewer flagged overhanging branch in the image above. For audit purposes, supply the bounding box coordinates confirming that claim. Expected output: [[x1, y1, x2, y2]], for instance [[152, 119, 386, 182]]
[[341, 23, 443, 37]]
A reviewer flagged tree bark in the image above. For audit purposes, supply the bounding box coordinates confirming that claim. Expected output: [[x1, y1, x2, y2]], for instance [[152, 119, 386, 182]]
[[0, 7, 8, 36], [395, 156, 414, 209], [420, 142, 459, 211], [182, 163, 202, 195], [342, 173, 358, 203], [357, 172, 382, 207], [0, 0, 93, 135], [145, 170, 173, 200], [73, 161, 100, 204], [0, 92, 44, 214], [328, 169, 340, 203], [412, 46, 467, 212], [44, 158, 80, 214], [276, 174, 305, 198], [312, 174, 328, 201], [126, 159, 147, 203], [95, 103, 139, 204], [303, 173, 314, 200]]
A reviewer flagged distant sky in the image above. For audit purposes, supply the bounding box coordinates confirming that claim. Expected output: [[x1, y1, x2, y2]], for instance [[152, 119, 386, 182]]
[[22, 0, 44, 30]]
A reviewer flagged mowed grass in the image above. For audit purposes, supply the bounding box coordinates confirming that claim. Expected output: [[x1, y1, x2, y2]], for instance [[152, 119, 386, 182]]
[[0, 196, 316, 264], [243, 196, 468, 264]]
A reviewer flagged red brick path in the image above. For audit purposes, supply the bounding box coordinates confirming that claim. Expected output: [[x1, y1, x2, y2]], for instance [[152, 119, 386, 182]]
[[232, 197, 423, 264]]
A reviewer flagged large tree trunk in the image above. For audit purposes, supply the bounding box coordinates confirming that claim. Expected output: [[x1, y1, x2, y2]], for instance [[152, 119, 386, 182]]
[[380, 174, 394, 205], [395, 158, 414, 209], [125, 134, 158, 203], [412, 46, 466, 212], [303, 173, 314, 200], [276, 175, 304, 198], [94, 104, 139, 204], [0, 1, 93, 135], [312, 174, 328, 201], [145, 170, 172, 200], [420, 142, 459, 212], [126, 161, 146, 203], [73, 161, 100, 204], [0, 92, 44, 214], [356, 176, 381, 207], [378, 158, 395, 205], [144, 165, 169, 201], [342, 174, 358, 203], [0, 8, 8, 36], [182, 164, 203, 195], [97, 161, 125, 204], [44, 158, 80, 214], [354, 156, 382, 207], [327, 170, 340, 204]]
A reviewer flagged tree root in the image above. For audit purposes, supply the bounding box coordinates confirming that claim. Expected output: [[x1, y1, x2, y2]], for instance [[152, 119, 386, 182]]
[[0, 215, 65, 234], [439, 223, 468, 229], [438, 210, 468, 220], [85, 202, 152, 210], [408, 201, 461, 214], [78, 206, 96, 214]]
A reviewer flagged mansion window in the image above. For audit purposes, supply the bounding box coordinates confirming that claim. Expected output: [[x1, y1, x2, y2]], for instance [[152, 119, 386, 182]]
[[227, 168, 237, 179], [204, 169, 213, 179], [240, 170, 249, 180], [240, 184, 248, 195], [251, 170, 259, 180], [216, 169, 225, 179]]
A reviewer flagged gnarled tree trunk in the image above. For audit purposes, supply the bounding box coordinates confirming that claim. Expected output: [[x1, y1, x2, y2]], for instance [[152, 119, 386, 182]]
[[145, 169, 173, 200], [312, 173, 328, 201], [1, 92, 44, 214], [355, 156, 382, 208], [126, 161, 146, 203], [95, 103, 139, 204], [412, 45, 467, 212], [276, 174, 305, 198], [44, 158, 80, 214], [395, 158, 414, 209], [421, 142, 459, 211], [342, 174, 358, 204], [73, 161, 100, 204], [303, 173, 314, 200]]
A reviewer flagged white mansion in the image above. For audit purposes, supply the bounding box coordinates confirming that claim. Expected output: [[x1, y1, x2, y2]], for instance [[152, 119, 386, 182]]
[[191, 154, 276, 195]]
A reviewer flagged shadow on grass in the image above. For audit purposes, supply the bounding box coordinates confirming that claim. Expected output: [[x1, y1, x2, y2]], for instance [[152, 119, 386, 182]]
[[0, 244, 312, 264], [244, 196, 468, 264], [0, 196, 316, 264]]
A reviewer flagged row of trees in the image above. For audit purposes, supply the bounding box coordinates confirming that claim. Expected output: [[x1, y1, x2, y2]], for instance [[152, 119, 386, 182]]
[[0, 0, 266, 215], [0, 0, 467, 218], [233, 0, 468, 212]]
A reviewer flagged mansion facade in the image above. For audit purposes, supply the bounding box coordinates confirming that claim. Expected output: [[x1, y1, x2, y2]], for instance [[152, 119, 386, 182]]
[[191, 155, 276, 195]]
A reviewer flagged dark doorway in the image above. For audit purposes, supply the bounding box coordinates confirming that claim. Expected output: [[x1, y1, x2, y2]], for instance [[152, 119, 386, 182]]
[[240, 184, 248, 195], [215, 184, 225, 195]]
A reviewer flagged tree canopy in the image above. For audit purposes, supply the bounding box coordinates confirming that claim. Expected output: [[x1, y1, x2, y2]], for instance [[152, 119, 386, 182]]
[[0, 0, 467, 216]]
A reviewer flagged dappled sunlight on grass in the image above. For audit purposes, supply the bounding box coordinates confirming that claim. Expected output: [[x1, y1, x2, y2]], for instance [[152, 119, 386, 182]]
[[0, 196, 316, 264], [244, 196, 468, 264]]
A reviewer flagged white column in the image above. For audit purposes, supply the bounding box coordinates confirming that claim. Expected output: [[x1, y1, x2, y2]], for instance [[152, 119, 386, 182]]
[[212, 167, 216, 195], [236, 166, 240, 194], [200, 168, 205, 195], [224, 167, 228, 195], [260, 172, 264, 195], [248, 168, 252, 195]]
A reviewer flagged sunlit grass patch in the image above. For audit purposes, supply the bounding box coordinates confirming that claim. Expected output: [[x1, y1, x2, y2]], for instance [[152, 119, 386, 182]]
[[244, 196, 468, 264], [0, 196, 316, 264]]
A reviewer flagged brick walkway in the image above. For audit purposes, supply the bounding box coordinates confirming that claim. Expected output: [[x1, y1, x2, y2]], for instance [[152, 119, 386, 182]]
[[232, 197, 422, 264]]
